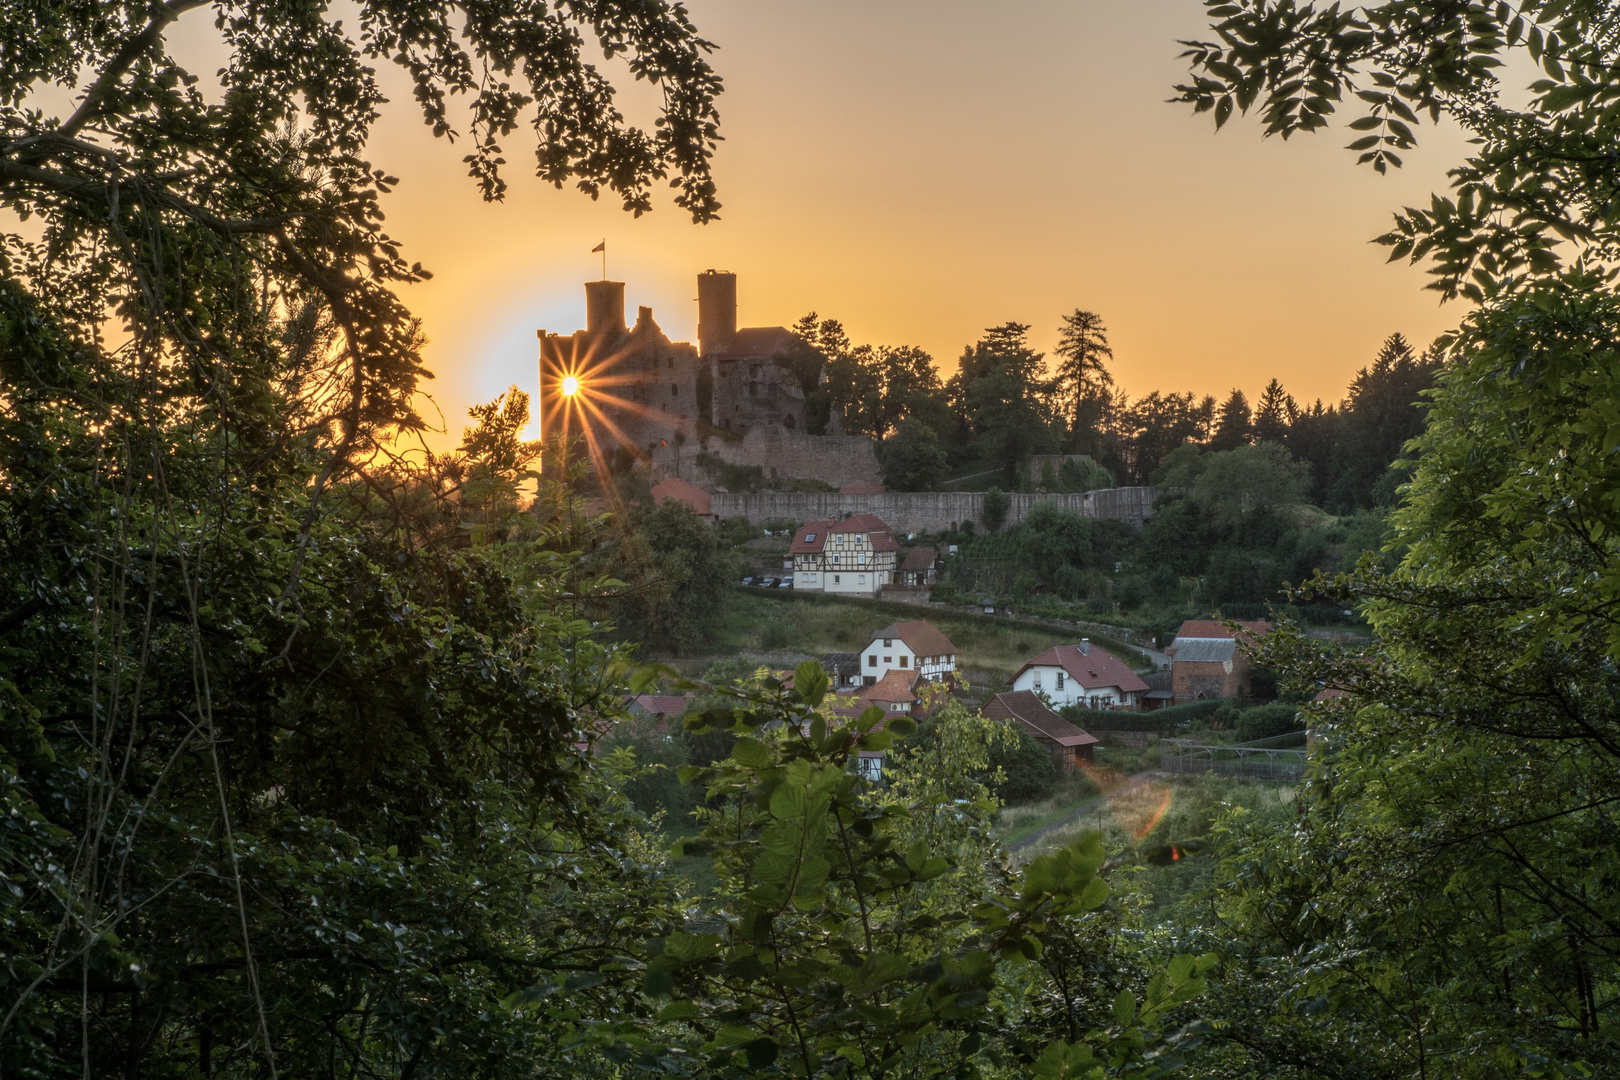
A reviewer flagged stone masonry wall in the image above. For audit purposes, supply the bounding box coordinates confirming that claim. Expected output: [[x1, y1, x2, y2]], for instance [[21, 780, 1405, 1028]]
[[652, 424, 883, 490], [708, 487, 1157, 534]]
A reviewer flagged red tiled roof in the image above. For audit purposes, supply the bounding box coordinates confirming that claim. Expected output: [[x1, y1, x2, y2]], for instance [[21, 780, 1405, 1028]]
[[1173, 619, 1272, 640], [650, 477, 712, 516], [870, 619, 957, 659], [858, 670, 918, 705], [718, 326, 794, 361], [629, 694, 690, 719], [982, 691, 1099, 748], [1015, 644, 1149, 694], [828, 513, 900, 551], [790, 519, 836, 553]]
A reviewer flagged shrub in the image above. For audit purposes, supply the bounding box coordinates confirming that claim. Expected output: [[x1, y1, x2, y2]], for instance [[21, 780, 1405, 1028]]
[[1060, 698, 1225, 734], [986, 726, 1058, 805], [1236, 702, 1303, 742]]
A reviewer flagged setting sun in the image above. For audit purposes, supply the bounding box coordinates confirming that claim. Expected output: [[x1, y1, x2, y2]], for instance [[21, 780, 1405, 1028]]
[[560, 375, 580, 397]]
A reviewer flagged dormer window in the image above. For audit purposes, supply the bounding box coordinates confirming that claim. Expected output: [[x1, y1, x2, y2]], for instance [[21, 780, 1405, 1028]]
[[804, 533, 816, 542]]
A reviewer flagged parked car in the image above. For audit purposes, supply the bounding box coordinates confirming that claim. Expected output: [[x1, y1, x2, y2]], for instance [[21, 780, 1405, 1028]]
[[778, 578, 793, 588], [760, 576, 777, 587], [740, 576, 754, 586]]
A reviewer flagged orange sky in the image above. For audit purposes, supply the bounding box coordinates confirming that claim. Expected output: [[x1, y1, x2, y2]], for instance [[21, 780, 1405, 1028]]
[[212, 2, 1472, 443]]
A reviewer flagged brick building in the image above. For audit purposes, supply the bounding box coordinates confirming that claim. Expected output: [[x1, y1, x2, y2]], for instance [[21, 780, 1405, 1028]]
[[1165, 619, 1272, 704]]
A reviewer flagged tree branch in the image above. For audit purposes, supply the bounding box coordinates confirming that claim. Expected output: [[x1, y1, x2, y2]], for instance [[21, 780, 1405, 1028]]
[[57, 0, 212, 141]]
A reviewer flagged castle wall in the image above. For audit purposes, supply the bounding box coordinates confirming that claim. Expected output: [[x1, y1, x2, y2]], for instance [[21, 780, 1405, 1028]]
[[653, 425, 883, 490], [707, 487, 1158, 533]]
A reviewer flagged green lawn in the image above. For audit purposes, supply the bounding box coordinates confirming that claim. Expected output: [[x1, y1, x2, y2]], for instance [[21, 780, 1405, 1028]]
[[694, 589, 1149, 682]]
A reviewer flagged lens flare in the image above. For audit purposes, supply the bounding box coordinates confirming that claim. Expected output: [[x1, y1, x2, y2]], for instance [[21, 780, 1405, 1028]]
[[560, 375, 580, 397]]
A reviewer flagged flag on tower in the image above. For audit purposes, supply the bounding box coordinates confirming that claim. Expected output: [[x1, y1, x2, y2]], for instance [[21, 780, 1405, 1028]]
[[591, 241, 605, 253]]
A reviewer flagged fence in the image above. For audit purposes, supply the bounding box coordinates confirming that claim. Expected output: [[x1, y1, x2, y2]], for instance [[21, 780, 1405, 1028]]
[[1160, 731, 1309, 782]]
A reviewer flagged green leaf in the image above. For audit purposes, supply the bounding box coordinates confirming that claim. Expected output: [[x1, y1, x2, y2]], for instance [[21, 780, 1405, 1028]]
[[769, 782, 807, 821], [794, 659, 829, 705], [1112, 988, 1137, 1026], [732, 736, 772, 769]]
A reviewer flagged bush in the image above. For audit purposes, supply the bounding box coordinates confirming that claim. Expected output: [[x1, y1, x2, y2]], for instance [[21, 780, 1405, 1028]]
[[600, 718, 695, 821], [721, 516, 753, 546], [1235, 702, 1303, 742], [986, 726, 1059, 805], [1059, 698, 1225, 734]]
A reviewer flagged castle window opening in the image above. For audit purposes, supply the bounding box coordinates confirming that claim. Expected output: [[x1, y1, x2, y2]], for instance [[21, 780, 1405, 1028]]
[[671, 383, 678, 396]]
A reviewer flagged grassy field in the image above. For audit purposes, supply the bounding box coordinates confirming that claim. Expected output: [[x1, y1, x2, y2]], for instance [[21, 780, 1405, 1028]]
[[689, 589, 1149, 683], [1005, 772, 1298, 921]]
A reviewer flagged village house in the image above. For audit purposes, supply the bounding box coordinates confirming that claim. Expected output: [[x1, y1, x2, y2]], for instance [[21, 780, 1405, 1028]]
[[788, 513, 901, 595], [824, 670, 923, 781], [1009, 638, 1148, 710], [860, 619, 959, 685], [625, 694, 690, 730], [896, 546, 938, 587], [982, 691, 1100, 770], [1165, 619, 1272, 704]]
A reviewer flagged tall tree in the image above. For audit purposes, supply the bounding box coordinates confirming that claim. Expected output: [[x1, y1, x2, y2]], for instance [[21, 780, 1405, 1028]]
[[1052, 308, 1115, 435], [1251, 377, 1297, 444], [0, 0, 722, 1073], [1325, 333, 1440, 511], [1178, 2, 1620, 1073], [1208, 388, 1252, 451], [949, 323, 1059, 486]]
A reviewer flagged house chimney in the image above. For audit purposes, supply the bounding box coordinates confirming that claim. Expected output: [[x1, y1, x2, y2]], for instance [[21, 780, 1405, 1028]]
[[1079, 638, 1090, 655]]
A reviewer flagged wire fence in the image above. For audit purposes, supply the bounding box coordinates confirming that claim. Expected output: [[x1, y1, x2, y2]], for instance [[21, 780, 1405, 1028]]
[[1160, 731, 1310, 782]]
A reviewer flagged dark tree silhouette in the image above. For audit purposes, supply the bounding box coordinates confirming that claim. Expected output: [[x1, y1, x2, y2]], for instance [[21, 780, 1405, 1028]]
[[1053, 309, 1115, 431], [1252, 378, 1298, 444], [1209, 389, 1253, 451]]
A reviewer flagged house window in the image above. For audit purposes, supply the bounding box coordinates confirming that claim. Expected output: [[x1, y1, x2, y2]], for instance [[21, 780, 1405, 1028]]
[[1056, 673, 1065, 691], [858, 553, 868, 564], [834, 575, 840, 583], [899, 656, 908, 668], [868, 655, 877, 668], [1034, 671, 1043, 689], [884, 638, 892, 647], [883, 656, 892, 665]]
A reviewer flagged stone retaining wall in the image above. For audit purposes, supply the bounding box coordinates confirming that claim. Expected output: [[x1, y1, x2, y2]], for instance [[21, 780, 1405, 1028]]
[[709, 487, 1157, 534]]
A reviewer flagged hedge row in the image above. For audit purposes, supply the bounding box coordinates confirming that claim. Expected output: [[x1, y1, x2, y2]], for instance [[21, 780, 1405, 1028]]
[[1058, 698, 1224, 734]]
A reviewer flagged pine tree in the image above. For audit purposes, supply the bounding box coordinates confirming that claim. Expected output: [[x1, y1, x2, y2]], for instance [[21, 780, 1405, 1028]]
[[1053, 309, 1115, 432], [1208, 388, 1252, 451], [1252, 378, 1298, 444]]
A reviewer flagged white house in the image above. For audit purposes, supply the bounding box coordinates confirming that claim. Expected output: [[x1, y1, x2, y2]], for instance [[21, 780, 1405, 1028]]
[[1010, 639, 1148, 710], [861, 620, 959, 685], [789, 513, 900, 595]]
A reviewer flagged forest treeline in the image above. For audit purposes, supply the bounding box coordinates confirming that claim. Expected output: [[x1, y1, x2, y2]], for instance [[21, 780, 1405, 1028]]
[[789, 310, 1438, 510], [3, 0, 1618, 1078]]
